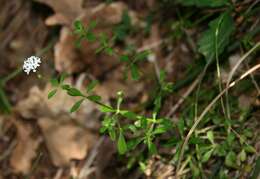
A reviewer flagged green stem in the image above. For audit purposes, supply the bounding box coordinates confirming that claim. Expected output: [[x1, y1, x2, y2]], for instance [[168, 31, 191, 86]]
[[0, 87, 11, 113], [1, 68, 22, 86]]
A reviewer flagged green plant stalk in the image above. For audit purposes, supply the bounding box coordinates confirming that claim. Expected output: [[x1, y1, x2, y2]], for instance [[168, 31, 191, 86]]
[[215, 14, 228, 120], [225, 42, 260, 121], [176, 63, 260, 177], [0, 87, 11, 113], [1, 68, 22, 86]]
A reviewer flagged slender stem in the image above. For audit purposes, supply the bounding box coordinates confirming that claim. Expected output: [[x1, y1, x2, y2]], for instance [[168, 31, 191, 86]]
[[1, 68, 22, 86], [215, 14, 227, 119]]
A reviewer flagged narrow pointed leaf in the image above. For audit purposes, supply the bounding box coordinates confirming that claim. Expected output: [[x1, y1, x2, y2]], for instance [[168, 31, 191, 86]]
[[70, 99, 84, 113], [118, 130, 127, 155], [48, 89, 58, 99]]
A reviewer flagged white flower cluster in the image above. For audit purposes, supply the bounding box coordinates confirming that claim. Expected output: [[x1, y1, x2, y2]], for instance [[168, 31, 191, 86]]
[[23, 56, 41, 75], [147, 53, 156, 62]]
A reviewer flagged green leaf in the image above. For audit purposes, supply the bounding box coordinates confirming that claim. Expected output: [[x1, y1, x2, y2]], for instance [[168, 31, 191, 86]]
[[153, 125, 168, 135], [251, 155, 260, 179], [86, 80, 99, 93], [100, 105, 115, 113], [88, 20, 97, 31], [225, 151, 238, 168], [189, 160, 200, 177], [61, 84, 71, 90], [198, 12, 235, 62], [244, 145, 256, 153], [227, 132, 235, 146], [74, 20, 84, 32], [135, 50, 150, 62], [153, 119, 172, 135], [109, 128, 116, 141], [239, 149, 246, 162], [48, 89, 57, 99], [86, 32, 96, 42], [207, 131, 214, 144], [130, 64, 140, 81], [59, 72, 68, 84], [154, 96, 162, 113], [120, 55, 129, 62], [127, 124, 137, 133], [105, 47, 114, 55], [159, 70, 166, 83], [127, 138, 143, 150], [177, 118, 185, 135], [134, 120, 141, 128], [113, 10, 132, 42], [118, 129, 127, 155], [148, 141, 157, 155], [139, 162, 147, 172], [87, 95, 101, 103], [50, 78, 59, 87], [178, 0, 229, 7], [120, 110, 137, 120], [70, 99, 84, 113], [202, 148, 214, 163], [67, 87, 84, 97]]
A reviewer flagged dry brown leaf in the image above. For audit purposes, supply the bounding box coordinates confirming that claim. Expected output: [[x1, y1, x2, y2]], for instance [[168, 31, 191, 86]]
[[95, 80, 144, 101], [54, 2, 139, 74], [10, 120, 41, 174], [88, 2, 130, 25], [238, 94, 254, 110], [15, 81, 99, 166], [54, 27, 83, 73], [229, 53, 242, 72], [15, 81, 95, 120], [34, 0, 83, 25], [144, 156, 174, 179], [38, 117, 96, 166], [45, 13, 70, 26]]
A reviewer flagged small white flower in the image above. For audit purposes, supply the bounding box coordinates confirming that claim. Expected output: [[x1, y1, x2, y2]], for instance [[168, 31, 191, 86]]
[[147, 53, 156, 62], [23, 56, 41, 75]]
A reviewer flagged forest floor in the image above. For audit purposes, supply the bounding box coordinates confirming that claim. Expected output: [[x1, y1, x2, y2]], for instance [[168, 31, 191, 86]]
[[0, 0, 259, 178]]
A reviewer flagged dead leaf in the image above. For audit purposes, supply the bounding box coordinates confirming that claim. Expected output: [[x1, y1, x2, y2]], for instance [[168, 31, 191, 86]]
[[88, 2, 130, 25], [15, 81, 99, 166], [229, 54, 242, 72], [54, 27, 83, 74], [95, 80, 144, 101], [38, 117, 96, 166], [10, 120, 41, 174], [34, 0, 83, 25], [16, 81, 99, 124], [53, 2, 139, 74], [45, 13, 70, 26], [238, 94, 254, 110], [145, 156, 174, 179]]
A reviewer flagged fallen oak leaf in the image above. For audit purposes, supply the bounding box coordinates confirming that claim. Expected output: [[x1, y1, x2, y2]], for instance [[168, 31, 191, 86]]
[[34, 0, 83, 26], [14, 81, 99, 166], [54, 2, 139, 74], [38, 117, 96, 166], [10, 120, 42, 174]]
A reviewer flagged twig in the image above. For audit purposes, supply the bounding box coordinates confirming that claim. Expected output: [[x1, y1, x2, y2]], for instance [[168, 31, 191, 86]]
[[166, 73, 202, 118], [245, 61, 260, 95], [53, 168, 63, 179], [78, 136, 105, 179], [137, 39, 165, 52], [0, 139, 17, 161], [225, 42, 260, 119]]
